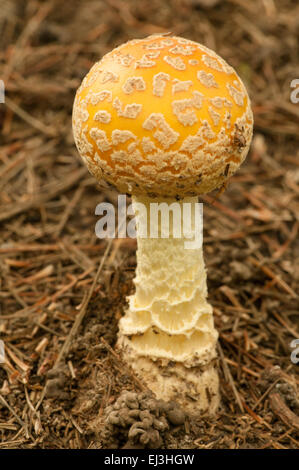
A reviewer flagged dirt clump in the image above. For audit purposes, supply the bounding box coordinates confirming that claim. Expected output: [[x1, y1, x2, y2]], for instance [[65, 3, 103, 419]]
[[100, 391, 185, 449]]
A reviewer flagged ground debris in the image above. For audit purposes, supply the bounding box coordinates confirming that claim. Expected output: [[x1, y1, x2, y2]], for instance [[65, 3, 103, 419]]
[[0, 0, 298, 450], [44, 364, 71, 400], [101, 391, 185, 449], [258, 366, 299, 430]]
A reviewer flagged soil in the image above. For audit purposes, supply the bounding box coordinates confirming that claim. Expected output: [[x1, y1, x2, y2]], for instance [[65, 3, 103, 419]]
[[0, 0, 298, 449]]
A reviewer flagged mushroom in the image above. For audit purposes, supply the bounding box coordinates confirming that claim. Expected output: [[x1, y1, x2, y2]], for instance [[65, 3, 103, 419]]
[[72, 35, 253, 414]]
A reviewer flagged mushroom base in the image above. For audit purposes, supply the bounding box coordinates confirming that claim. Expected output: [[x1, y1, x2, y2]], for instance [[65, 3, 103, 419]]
[[117, 339, 220, 415], [118, 195, 220, 414]]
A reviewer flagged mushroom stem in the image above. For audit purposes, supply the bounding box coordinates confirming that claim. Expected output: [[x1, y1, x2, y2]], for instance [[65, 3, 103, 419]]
[[118, 195, 219, 414]]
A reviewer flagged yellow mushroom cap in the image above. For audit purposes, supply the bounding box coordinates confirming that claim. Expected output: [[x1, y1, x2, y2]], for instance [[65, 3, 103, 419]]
[[73, 35, 253, 198]]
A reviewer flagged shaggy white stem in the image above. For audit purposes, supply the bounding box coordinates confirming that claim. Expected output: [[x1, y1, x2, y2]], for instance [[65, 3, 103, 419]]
[[118, 196, 219, 414]]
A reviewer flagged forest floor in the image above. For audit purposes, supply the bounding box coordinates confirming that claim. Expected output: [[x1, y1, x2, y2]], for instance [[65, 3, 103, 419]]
[[0, 0, 298, 449]]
